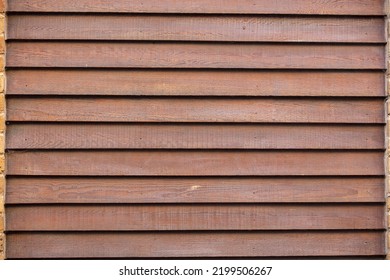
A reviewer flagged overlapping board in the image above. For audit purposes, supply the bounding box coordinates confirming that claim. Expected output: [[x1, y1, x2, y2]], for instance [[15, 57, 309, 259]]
[[4, 0, 387, 259]]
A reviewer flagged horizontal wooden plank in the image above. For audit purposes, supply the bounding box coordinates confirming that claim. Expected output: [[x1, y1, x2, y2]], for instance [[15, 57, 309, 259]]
[[6, 151, 384, 176], [6, 0, 385, 15], [7, 15, 385, 43], [6, 177, 385, 204], [7, 98, 385, 123], [6, 70, 385, 97], [6, 124, 385, 149], [6, 42, 385, 69], [6, 205, 385, 231], [6, 232, 385, 258]]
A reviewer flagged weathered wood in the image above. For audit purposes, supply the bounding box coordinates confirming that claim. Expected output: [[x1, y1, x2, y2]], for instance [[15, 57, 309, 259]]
[[0, 15, 4, 37], [7, 15, 385, 43], [6, 124, 385, 150], [0, 34, 4, 54], [6, 151, 384, 176], [6, 0, 385, 15], [6, 70, 385, 97], [0, 154, 4, 173], [6, 205, 385, 231], [0, 73, 4, 94], [0, 55, 4, 70], [6, 42, 385, 69], [6, 232, 385, 258], [4, 0, 388, 260], [0, 201, 3, 232], [7, 98, 385, 123], [0, 233, 4, 260], [0, 5, 4, 260], [5, 177, 385, 204], [0, 91, 4, 112]]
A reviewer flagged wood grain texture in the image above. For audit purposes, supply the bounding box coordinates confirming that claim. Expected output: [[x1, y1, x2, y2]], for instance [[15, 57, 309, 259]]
[[0, 54, 4, 70], [6, 151, 384, 176], [6, 42, 385, 69], [7, 15, 385, 43], [0, 3, 5, 261], [6, 70, 385, 97], [4, 0, 388, 260], [0, 15, 4, 36], [6, 232, 385, 258], [5, 177, 385, 204], [6, 0, 385, 15], [6, 98, 385, 123], [6, 124, 385, 150], [6, 205, 385, 231], [0, 34, 4, 54]]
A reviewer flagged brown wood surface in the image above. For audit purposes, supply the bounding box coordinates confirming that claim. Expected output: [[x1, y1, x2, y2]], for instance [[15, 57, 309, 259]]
[[7, 15, 385, 43], [6, 42, 385, 69], [6, 151, 384, 176], [6, 205, 384, 231], [6, 70, 385, 97], [7, 98, 384, 123], [6, 177, 385, 204], [6, 0, 385, 15], [6, 124, 385, 150], [6, 232, 385, 258], [5, 0, 387, 260]]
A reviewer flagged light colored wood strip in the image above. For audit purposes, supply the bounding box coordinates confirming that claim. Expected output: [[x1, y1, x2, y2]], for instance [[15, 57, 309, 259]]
[[0, 55, 4, 70], [0, 0, 5, 13], [0, 34, 4, 54], [0, 233, 4, 260], [0, 73, 4, 93]]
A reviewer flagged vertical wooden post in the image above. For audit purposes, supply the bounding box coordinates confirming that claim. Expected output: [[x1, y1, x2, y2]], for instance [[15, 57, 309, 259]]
[[0, 0, 5, 261], [386, 0, 390, 261]]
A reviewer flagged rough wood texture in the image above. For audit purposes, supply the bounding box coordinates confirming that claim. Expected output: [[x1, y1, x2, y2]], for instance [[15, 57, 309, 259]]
[[6, 0, 385, 15], [0, 4, 4, 260], [6, 70, 385, 97], [6, 42, 385, 69], [0, 35, 4, 54], [386, 0, 390, 261], [0, 55, 4, 70], [6, 232, 385, 258], [7, 15, 385, 43], [6, 98, 385, 123], [5, 177, 385, 204], [6, 204, 384, 231], [0, 73, 4, 94], [6, 151, 384, 176], [0, 233, 4, 260], [4, 0, 387, 260], [0, 201, 3, 231], [6, 124, 384, 150]]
